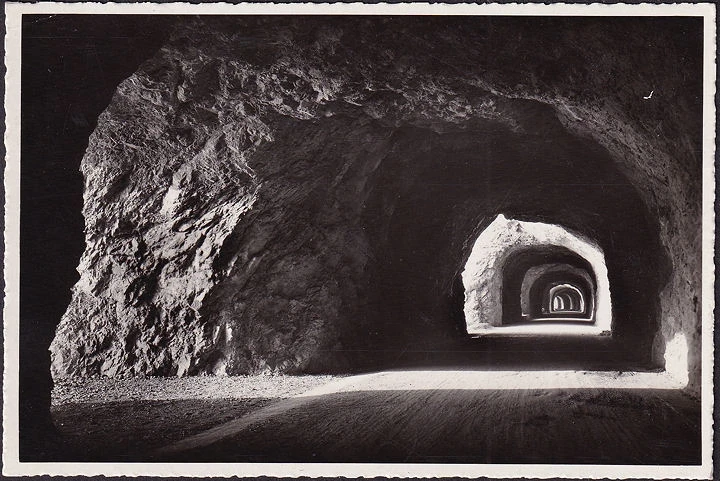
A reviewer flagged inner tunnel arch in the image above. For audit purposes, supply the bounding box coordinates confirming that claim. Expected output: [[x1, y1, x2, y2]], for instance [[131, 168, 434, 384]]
[[547, 284, 586, 314], [461, 215, 611, 334], [521, 263, 596, 321], [356, 108, 668, 367]]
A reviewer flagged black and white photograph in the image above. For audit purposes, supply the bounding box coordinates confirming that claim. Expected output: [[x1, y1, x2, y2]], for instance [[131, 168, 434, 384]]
[[2, 2, 716, 478]]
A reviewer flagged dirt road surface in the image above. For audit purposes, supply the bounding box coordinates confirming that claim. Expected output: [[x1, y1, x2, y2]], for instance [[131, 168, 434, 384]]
[[153, 370, 700, 464]]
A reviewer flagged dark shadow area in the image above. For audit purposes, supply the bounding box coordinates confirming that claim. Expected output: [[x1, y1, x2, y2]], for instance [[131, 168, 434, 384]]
[[47, 397, 274, 462], [20, 14, 178, 460], [154, 388, 700, 464], [350, 335, 636, 374]]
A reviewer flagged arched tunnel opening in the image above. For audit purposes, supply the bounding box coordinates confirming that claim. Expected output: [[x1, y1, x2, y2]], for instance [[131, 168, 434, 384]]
[[507, 249, 596, 323], [462, 218, 611, 333], [533, 276, 592, 319], [509, 253, 597, 323], [36, 16, 696, 385], [353, 108, 670, 371]]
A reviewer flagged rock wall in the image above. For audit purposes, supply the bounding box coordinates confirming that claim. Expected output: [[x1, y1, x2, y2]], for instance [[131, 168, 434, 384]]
[[50, 17, 703, 391]]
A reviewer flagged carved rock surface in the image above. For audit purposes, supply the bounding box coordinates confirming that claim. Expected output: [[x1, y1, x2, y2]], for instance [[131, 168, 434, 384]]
[[50, 17, 702, 392]]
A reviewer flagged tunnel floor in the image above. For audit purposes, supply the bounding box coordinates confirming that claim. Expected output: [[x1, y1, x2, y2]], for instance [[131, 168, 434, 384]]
[[47, 370, 700, 464], [46, 334, 693, 465], [153, 372, 699, 464]]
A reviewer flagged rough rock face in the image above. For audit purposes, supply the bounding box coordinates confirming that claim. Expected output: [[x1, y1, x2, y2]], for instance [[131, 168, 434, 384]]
[[50, 17, 703, 392], [461, 215, 610, 332]]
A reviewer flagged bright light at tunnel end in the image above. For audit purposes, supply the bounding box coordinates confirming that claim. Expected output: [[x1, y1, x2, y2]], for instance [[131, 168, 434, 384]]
[[462, 214, 612, 336]]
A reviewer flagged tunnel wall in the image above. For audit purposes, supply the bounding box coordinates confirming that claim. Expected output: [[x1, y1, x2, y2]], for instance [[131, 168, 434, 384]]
[[48, 17, 703, 392]]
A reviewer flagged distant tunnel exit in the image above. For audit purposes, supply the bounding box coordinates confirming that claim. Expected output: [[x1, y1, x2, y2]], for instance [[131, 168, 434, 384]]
[[521, 263, 595, 322], [548, 284, 585, 314], [461, 215, 611, 336]]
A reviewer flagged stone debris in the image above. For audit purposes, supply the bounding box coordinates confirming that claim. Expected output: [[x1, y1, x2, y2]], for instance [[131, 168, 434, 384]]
[[52, 374, 339, 406]]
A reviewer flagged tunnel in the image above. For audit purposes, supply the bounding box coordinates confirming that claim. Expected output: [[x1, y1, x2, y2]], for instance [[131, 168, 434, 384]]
[[519, 261, 595, 322], [47, 17, 691, 379], [460, 217, 611, 335], [358, 115, 664, 368], [19, 15, 704, 462], [535, 278, 592, 319], [520, 262, 596, 321]]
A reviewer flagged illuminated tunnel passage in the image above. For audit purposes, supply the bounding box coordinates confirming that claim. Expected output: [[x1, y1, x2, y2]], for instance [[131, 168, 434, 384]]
[[356, 113, 668, 372], [545, 283, 588, 316], [522, 263, 595, 321], [24, 16, 702, 465], [504, 249, 599, 325], [462, 216, 611, 335]]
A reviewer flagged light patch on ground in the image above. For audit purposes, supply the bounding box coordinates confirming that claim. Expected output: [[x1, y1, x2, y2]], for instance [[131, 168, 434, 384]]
[[157, 367, 693, 459], [52, 374, 339, 405], [297, 368, 687, 398]]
